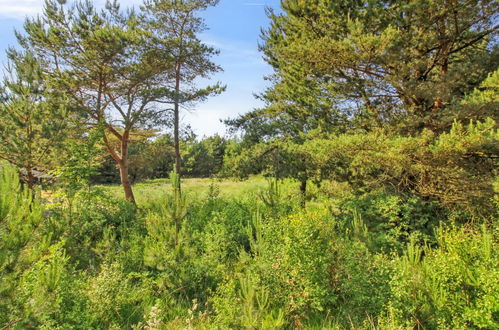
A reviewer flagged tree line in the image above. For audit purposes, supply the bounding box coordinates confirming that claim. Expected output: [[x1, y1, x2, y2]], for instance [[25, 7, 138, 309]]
[[92, 132, 230, 184]]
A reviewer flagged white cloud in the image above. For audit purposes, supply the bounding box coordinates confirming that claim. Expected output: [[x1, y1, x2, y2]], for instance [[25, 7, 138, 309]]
[[0, 0, 143, 19], [0, 0, 43, 19], [200, 35, 262, 64]]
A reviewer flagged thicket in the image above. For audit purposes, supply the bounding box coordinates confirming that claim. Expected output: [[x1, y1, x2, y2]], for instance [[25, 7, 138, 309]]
[[1, 148, 497, 328]]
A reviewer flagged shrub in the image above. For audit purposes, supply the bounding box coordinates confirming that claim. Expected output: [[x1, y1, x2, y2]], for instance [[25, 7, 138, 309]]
[[212, 208, 338, 328], [305, 119, 498, 217], [382, 225, 498, 329], [13, 243, 92, 329], [334, 192, 444, 252], [0, 163, 43, 324], [84, 262, 153, 329]]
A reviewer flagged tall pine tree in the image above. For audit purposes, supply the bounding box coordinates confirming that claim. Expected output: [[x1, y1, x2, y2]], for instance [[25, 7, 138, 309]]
[[260, 0, 498, 132], [17, 0, 177, 204], [0, 51, 66, 191], [141, 0, 225, 190]]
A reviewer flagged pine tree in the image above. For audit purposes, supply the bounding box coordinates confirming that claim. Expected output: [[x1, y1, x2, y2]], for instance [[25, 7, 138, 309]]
[[141, 0, 225, 190], [0, 51, 67, 191], [17, 0, 177, 204], [0, 162, 43, 319], [260, 0, 498, 132]]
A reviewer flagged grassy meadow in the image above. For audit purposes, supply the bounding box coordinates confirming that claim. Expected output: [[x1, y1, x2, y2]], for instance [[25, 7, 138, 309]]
[[101, 176, 332, 205], [102, 176, 271, 202]]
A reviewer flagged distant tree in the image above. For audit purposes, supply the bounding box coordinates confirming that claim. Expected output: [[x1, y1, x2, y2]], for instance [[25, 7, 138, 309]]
[[141, 0, 225, 189], [18, 0, 175, 204], [222, 137, 313, 206], [183, 135, 227, 177], [91, 129, 161, 184], [0, 51, 66, 192], [128, 133, 176, 182], [224, 77, 335, 205]]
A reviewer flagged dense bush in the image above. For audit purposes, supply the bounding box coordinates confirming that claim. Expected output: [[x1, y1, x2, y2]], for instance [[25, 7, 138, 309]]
[[333, 192, 444, 252], [0, 163, 44, 325], [306, 119, 498, 217], [382, 226, 498, 329], [1, 160, 498, 329]]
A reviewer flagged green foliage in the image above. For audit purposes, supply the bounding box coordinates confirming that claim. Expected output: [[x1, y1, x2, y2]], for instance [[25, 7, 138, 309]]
[[144, 169, 188, 271], [330, 239, 393, 327], [128, 134, 176, 183], [306, 119, 498, 217], [258, 177, 282, 209], [53, 126, 105, 202], [183, 135, 227, 178], [0, 51, 67, 190], [334, 193, 443, 252], [457, 68, 499, 122], [13, 243, 90, 329], [260, 0, 498, 132], [0, 1, 497, 329], [237, 272, 285, 329], [84, 262, 153, 329], [1, 160, 498, 328], [0, 163, 43, 323], [93, 134, 233, 184], [381, 225, 499, 329], [56, 190, 137, 269], [211, 208, 337, 327]]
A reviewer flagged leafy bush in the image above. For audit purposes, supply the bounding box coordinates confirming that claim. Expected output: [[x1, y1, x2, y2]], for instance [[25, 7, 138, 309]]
[[306, 119, 498, 217], [211, 208, 338, 328], [330, 240, 393, 326], [333, 192, 444, 252], [84, 262, 153, 329], [13, 243, 92, 329], [381, 225, 498, 329], [0, 163, 43, 324], [53, 189, 137, 270]]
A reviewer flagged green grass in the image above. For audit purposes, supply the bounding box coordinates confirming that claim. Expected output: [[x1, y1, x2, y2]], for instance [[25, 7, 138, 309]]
[[56, 175, 351, 209], [100, 176, 303, 205], [98, 175, 346, 207]]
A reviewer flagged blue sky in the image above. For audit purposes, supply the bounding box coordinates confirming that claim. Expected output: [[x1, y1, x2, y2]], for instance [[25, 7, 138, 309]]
[[0, 0, 281, 137]]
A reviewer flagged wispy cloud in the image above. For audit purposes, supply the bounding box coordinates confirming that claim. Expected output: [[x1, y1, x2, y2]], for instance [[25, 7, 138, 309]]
[[0, 0, 143, 19], [200, 36, 264, 66], [243, 2, 266, 6], [0, 0, 43, 19]]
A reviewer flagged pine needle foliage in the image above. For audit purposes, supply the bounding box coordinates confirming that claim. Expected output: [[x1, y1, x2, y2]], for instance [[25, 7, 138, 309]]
[[0, 162, 43, 320], [143, 168, 188, 270]]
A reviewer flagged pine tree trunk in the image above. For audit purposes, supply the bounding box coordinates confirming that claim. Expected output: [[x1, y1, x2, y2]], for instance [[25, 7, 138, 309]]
[[119, 159, 136, 205], [173, 62, 182, 192], [103, 130, 136, 205], [119, 131, 136, 205], [26, 165, 35, 196], [300, 179, 307, 208], [174, 102, 181, 176]]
